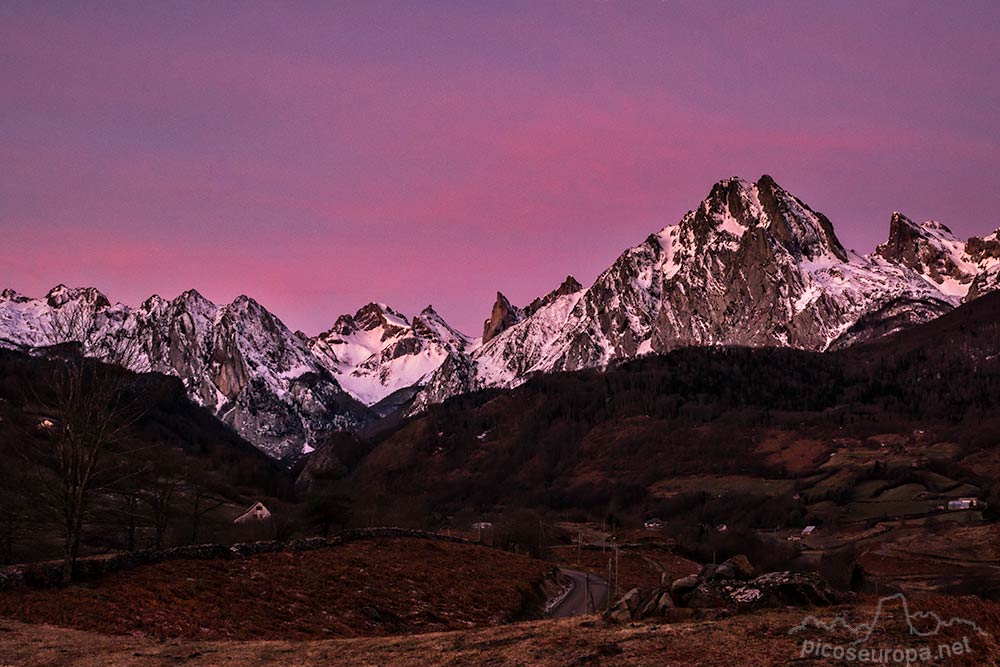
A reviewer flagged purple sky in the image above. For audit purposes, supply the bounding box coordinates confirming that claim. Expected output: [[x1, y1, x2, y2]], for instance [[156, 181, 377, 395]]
[[3, 1, 999, 335]]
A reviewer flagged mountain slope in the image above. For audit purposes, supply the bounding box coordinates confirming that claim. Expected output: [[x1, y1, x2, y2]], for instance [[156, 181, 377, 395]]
[[0, 287, 371, 460], [873, 213, 1000, 297], [338, 291, 1000, 516], [415, 175, 991, 408], [4, 174, 999, 458], [308, 302, 472, 405]]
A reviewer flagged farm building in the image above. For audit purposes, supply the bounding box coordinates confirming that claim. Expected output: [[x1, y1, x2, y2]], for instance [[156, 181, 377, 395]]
[[946, 498, 979, 511], [234, 501, 271, 524]]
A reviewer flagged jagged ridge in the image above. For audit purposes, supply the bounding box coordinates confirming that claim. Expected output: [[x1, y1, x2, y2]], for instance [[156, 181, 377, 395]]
[[3, 174, 999, 459]]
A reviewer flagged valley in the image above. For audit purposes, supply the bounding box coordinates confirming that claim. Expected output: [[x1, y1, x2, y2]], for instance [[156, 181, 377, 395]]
[[3, 180, 1000, 666]]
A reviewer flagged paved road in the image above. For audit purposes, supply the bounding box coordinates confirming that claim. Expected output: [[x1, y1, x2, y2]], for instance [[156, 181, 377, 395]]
[[550, 568, 609, 618]]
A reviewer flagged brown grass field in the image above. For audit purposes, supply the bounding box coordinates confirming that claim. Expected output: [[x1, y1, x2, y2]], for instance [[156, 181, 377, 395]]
[[0, 538, 554, 641], [2, 594, 999, 666]]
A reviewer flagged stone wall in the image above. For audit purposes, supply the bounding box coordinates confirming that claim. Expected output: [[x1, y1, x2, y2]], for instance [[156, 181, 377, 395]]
[[0, 528, 471, 592]]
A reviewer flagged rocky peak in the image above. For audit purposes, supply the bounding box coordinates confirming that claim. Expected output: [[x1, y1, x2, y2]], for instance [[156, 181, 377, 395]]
[[969, 265, 1000, 301], [874, 212, 975, 292], [309, 301, 471, 406], [524, 275, 584, 317], [482, 292, 523, 343], [44, 284, 111, 310], [329, 313, 357, 336], [227, 294, 266, 316], [680, 175, 847, 262], [352, 302, 410, 334], [0, 288, 27, 303], [966, 228, 1000, 263], [683, 177, 756, 246], [178, 287, 207, 302], [413, 306, 469, 348], [754, 174, 848, 261], [876, 212, 927, 261], [141, 293, 165, 309], [876, 212, 960, 254], [482, 276, 584, 344], [417, 304, 439, 319], [170, 289, 218, 320]]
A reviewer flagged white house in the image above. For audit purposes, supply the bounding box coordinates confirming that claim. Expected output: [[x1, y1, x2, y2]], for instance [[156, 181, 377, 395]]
[[234, 501, 271, 524], [946, 498, 978, 511]]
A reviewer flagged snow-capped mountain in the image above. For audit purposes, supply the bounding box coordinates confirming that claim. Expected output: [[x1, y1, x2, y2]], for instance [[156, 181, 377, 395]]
[[873, 213, 1000, 297], [308, 302, 471, 405], [4, 174, 999, 459], [413, 175, 999, 408], [0, 286, 370, 460]]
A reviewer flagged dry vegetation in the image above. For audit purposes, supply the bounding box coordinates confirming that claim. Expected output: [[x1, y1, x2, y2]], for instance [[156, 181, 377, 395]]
[[0, 538, 553, 640], [2, 595, 999, 667], [551, 545, 699, 592]]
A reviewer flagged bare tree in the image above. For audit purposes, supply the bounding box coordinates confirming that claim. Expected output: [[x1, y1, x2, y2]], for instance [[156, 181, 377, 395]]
[[0, 460, 31, 565], [184, 474, 228, 545], [301, 489, 352, 538], [26, 303, 148, 582], [113, 481, 143, 552], [143, 472, 179, 550]]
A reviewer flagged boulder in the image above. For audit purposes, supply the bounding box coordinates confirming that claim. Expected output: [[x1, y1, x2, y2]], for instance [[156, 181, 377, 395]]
[[607, 603, 632, 624], [714, 562, 738, 580], [604, 592, 635, 623], [684, 582, 728, 609], [606, 587, 680, 623], [670, 574, 700, 597], [620, 588, 644, 616], [654, 590, 675, 614], [729, 571, 839, 610], [722, 554, 754, 580], [635, 590, 660, 619]]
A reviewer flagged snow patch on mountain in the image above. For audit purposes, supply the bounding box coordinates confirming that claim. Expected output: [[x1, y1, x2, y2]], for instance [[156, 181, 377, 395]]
[[0, 286, 369, 460], [5, 175, 1000, 456], [412, 175, 998, 411], [308, 303, 471, 405]]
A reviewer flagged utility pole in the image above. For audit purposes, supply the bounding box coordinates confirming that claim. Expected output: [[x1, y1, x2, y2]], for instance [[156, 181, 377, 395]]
[[615, 542, 621, 598], [606, 554, 613, 612]]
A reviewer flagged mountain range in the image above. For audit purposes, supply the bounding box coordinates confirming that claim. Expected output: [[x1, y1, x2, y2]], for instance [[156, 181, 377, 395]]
[[2, 174, 998, 459]]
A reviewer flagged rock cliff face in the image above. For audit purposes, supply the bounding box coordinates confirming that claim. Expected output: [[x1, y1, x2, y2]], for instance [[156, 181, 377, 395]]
[[873, 213, 999, 297], [482, 293, 524, 344]]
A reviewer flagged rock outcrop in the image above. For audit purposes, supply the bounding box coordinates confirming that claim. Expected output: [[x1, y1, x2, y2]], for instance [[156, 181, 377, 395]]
[[605, 555, 839, 623], [482, 292, 524, 343]]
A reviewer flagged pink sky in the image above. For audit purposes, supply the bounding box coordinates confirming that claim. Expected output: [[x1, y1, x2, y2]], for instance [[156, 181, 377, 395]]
[[2, 2, 999, 334]]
